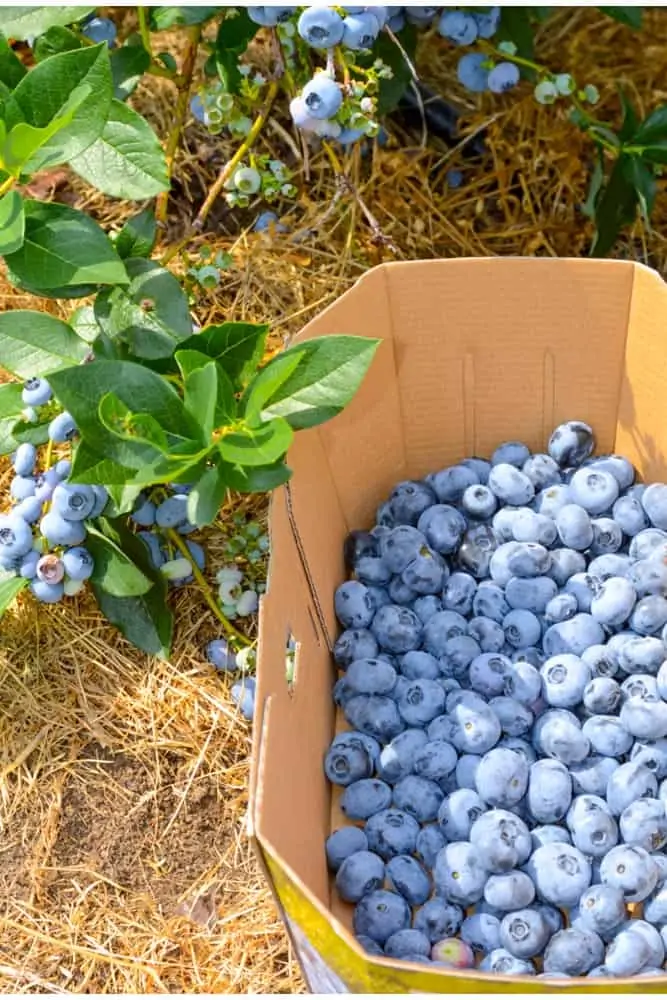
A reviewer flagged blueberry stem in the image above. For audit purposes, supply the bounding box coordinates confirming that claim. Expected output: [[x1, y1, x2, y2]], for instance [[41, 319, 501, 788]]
[[164, 527, 250, 645], [137, 7, 152, 56], [156, 24, 203, 227], [0, 176, 15, 198]]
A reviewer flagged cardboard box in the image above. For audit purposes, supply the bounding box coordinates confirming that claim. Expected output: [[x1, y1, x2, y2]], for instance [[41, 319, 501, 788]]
[[249, 258, 667, 993]]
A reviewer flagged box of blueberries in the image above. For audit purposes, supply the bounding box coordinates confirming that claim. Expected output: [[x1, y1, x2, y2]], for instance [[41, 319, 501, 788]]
[[249, 257, 667, 992]]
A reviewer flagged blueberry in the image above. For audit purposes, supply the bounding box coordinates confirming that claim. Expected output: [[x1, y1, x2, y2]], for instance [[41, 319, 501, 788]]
[[619, 798, 667, 852], [437, 788, 486, 841], [470, 652, 512, 697], [402, 546, 447, 595], [488, 464, 535, 506], [355, 934, 384, 956], [613, 494, 649, 536], [555, 504, 594, 550], [48, 411, 77, 443], [489, 696, 533, 737], [543, 927, 604, 976], [606, 762, 657, 815], [522, 453, 561, 490], [417, 505, 466, 554], [456, 52, 489, 92], [617, 918, 665, 967], [447, 695, 502, 754], [394, 678, 445, 727], [641, 483, 667, 530], [343, 658, 397, 696], [376, 729, 427, 784], [475, 747, 528, 807], [30, 579, 64, 603], [422, 610, 467, 656], [568, 468, 619, 515], [468, 616, 505, 653], [630, 594, 667, 635], [542, 613, 605, 657], [503, 609, 542, 648], [413, 739, 457, 781], [461, 911, 501, 953], [527, 842, 591, 907], [354, 555, 392, 587], [341, 10, 380, 49], [365, 809, 420, 860], [498, 736, 537, 765], [530, 824, 571, 849], [353, 889, 410, 945], [629, 527, 667, 561], [324, 738, 373, 786], [326, 826, 369, 871], [631, 739, 667, 779], [499, 908, 549, 959], [455, 754, 481, 790], [461, 484, 497, 520], [12, 443, 37, 478], [301, 74, 342, 120], [81, 15, 117, 46], [478, 948, 535, 975], [565, 572, 598, 612], [341, 779, 393, 821], [575, 883, 626, 936], [505, 575, 557, 613], [393, 774, 443, 822], [566, 794, 618, 857], [388, 577, 417, 605], [590, 517, 624, 555], [582, 643, 619, 678], [333, 629, 379, 669], [547, 547, 587, 586], [22, 377, 51, 406], [617, 635, 664, 673], [470, 809, 531, 872], [372, 604, 422, 653], [583, 715, 633, 759], [620, 695, 667, 740], [570, 756, 619, 797], [384, 928, 431, 960], [335, 580, 375, 629], [442, 572, 477, 615], [527, 759, 572, 823], [644, 881, 667, 924], [590, 576, 637, 627], [336, 850, 386, 902], [599, 844, 659, 902], [434, 841, 489, 906], [541, 653, 590, 708], [604, 927, 651, 977], [386, 855, 431, 905], [589, 553, 632, 580], [488, 61, 521, 93], [389, 480, 436, 526], [297, 6, 345, 47], [536, 485, 573, 519], [413, 898, 464, 942], [473, 581, 510, 621], [583, 677, 621, 715], [411, 595, 443, 624], [457, 524, 498, 579], [344, 694, 404, 742], [39, 511, 86, 547], [439, 9, 478, 44], [415, 825, 446, 868], [428, 465, 479, 504], [548, 420, 594, 467], [534, 709, 590, 765], [344, 530, 379, 569], [493, 441, 533, 467]]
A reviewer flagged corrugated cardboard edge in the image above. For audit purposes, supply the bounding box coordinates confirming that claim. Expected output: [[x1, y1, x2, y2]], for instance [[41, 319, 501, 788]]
[[248, 257, 667, 994]]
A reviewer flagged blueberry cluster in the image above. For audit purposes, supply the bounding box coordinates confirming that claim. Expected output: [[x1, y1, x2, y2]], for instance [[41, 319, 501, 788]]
[[325, 420, 667, 978], [130, 485, 207, 587], [0, 379, 103, 603]]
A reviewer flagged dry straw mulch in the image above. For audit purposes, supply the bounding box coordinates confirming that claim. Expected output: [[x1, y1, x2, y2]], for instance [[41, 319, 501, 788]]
[[2, 6, 667, 993]]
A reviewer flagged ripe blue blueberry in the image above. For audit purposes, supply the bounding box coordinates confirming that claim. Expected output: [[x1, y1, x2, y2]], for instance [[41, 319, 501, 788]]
[[30, 578, 64, 603], [415, 825, 446, 868], [618, 798, 667, 852], [488, 464, 535, 506], [457, 524, 498, 578], [22, 377, 52, 406], [386, 854, 431, 905], [48, 411, 77, 443], [62, 546, 94, 581], [81, 15, 117, 46], [438, 788, 485, 841], [297, 6, 345, 47], [384, 928, 431, 960], [341, 10, 380, 49], [499, 908, 549, 959], [541, 654, 590, 708], [475, 747, 529, 807], [434, 840, 489, 905], [543, 927, 604, 976], [12, 442, 36, 478], [353, 888, 410, 945], [533, 709, 590, 765], [39, 511, 86, 547], [527, 759, 572, 823], [377, 729, 428, 783], [428, 465, 479, 504], [439, 9, 478, 44], [461, 484, 497, 520], [336, 850, 386, 902], [51, 483, 95, 522], [548, 420, 595, 467], [365, 809, 420, 860], [413, 898, 464, 942], [600, 844, 659, 902], [488, 61, 520, 93], [604, 927, 651, 977], [527, 842, 591, 907], [606, 762, 657, 815], [478, 948, 535, 975], [393, 774, 443, 822]]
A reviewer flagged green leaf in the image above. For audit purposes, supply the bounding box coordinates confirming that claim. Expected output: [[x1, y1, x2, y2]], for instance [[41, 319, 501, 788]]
[[0, 190, 24, 255], [1, 82, 90, 175], [175, 348, 236, 429], [590, 154, 639, 257], [182, 359, 218, 439], [69, 438, 141, 490], [95, 258, 192, 359], [2, 43, 112, 168], [370, 24, 417, 115], [0, 310, 88, 377], [581, 152, 605, 219], [187, 464, 227, 527], [103, 483, 144, 516], [91, 576, 173, 658], [10, 416, 50, 447], [4, 200, 128, 292], [110, 43, 151, 101], [625, 156, 656, 226], [218, 417, 293, 467], [212, 9, 258, 93], [69, 304, 100, 344], [98, 391, 172, 459], [0, 7, 94, 40], [86, 520, 153, 597], [0, 382, 23, 419], [49, 359, 203, 473], [243, 350, 304, 425], [618, 86, 639, 142], [150, 6, 219, 29], [219, 458, 292, 494], [634, 104, 667, 146], [498, 7, 535, 63], [32, 25, 82, 61], [0, 32, 26, 89], [253, 335, 381, 430], [69, 98, 169, 200], [599, 6, 643, 28], [0, 573, 28, 616], [114, 208, 156, 259], [177, 321, 269, 386]]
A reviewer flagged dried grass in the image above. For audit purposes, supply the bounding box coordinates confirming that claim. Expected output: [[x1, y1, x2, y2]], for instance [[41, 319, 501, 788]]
[[2, 6, 667, 993]]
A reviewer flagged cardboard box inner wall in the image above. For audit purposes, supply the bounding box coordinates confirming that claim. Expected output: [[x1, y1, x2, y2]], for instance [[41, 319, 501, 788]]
[[250, 258, 667, 992]]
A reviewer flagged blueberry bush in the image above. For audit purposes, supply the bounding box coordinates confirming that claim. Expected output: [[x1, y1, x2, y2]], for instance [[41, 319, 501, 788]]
[[327, 421, 667, 978], [0, 6, 380, 666]]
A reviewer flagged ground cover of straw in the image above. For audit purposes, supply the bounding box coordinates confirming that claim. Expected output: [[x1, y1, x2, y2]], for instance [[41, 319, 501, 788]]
[[2, 7, 667, 993]]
